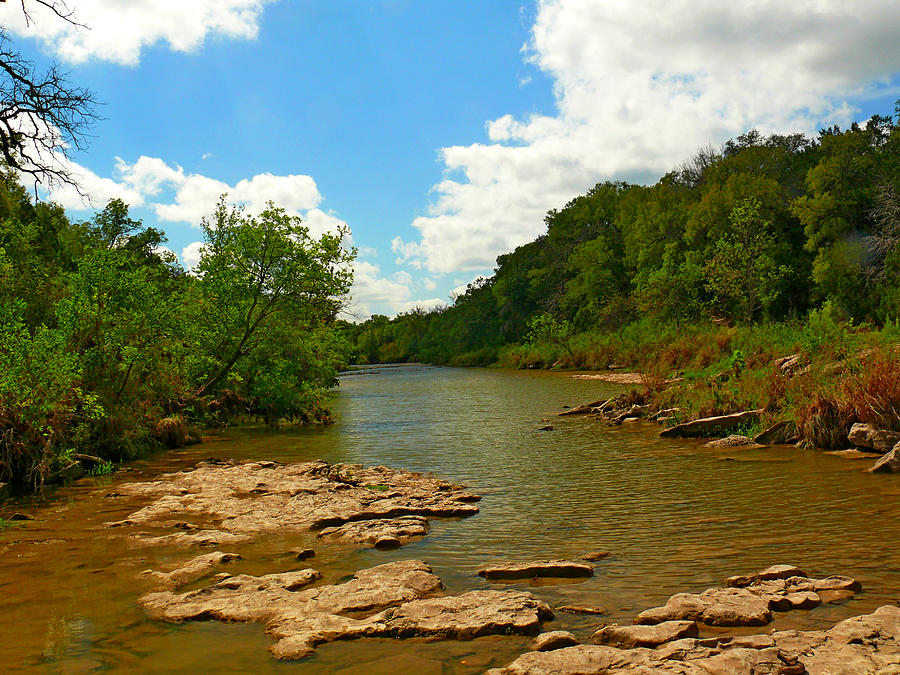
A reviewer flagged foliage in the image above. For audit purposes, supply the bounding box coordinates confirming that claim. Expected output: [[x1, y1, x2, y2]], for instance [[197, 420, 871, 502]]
[[0, 182, 354, 489], [345, 105, 900, 371]]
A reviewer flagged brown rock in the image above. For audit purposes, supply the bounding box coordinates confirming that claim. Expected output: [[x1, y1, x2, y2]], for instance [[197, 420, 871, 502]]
[[141, 559, 553, 660], [488, 605, 900, 675], [703, 435, 762, 448], [558, 400, 607, 416], [825, 448, 884, 459], [142, 551, 241, 590], [108, 460, 479, 552], [659, 410, 762, 439], [556, 605, 606, 615], [478, 560, 594, 581], [848, 423, 900, 453], [591, 620, 698, 648], [292, 548, 315, 560], [532, 631, 579, 651], [537, 424, 553, 431], [868, 445, 900, 474], [813, 575, 862, 592], [753, 420, 799, 445], [784, 591, 821, 610], [634, 587, 773, 627], [317, 515, 430, 548], [581, 550, 610, 562]]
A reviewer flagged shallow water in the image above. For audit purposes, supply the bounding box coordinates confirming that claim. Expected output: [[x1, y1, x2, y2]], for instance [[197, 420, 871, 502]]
[[2, 364, 900, 673]]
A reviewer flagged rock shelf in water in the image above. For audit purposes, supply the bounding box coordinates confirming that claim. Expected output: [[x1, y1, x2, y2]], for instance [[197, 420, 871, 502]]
[[107, 459, 480, 549], [635, 564, 861, 627], [140, 559, 553, 660], [478, 560, 595, 581], [488, 605, 900, 674]]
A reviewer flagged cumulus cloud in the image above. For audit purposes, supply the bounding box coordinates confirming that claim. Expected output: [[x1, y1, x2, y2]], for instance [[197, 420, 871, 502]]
[[345, 260, 414, 320], [47, 155, 325, 227], [396, 0, 900, 274], [5, 0, 274, 65], [180, 241, 206, 270]]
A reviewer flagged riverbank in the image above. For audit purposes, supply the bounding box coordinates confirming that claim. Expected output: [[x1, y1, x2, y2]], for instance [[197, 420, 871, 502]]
[[506, 315, 900, 458]]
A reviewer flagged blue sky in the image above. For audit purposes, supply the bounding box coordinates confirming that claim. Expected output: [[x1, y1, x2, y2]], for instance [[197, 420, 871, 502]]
[[5, 1, 900, 317]]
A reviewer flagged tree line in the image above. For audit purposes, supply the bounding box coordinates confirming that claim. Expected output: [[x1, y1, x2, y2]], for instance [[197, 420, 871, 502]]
[[0, 175, 354, 489], [345, 107, 900, 366]]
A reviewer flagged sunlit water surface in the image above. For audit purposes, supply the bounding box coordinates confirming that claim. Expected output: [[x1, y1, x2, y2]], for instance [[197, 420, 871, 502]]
[[2, 365, 900, 673]]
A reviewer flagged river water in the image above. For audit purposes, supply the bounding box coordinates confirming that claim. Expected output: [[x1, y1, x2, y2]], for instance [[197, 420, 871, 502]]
[[2, 364, 900, 673]]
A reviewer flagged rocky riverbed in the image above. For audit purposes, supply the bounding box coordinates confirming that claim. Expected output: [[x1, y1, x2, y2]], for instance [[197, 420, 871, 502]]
[[107, 457, 900, 670]]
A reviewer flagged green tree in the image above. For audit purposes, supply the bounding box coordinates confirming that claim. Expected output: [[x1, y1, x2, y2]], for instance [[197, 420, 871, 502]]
[[193, 200, 355, 406], [703, 198, 789, 322]]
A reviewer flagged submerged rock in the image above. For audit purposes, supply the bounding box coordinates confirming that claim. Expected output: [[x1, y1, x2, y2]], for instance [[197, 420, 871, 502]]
[[558, 400, 607, 416], [489, 605, 900, 675], [478, 560, 594, 581], [140, 559, 552, 660], [108, 460, 479, 551], [659, 410, 763, 439], [581, 550, 611, 562], [703, 435, 761, 449]]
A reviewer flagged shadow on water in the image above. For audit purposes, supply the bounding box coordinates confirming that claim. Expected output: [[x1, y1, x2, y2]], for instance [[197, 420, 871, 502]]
[[2, 363, 899, 672]]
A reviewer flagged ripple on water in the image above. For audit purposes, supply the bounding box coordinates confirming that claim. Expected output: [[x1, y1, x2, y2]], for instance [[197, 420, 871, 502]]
[[2, 364, 900, 672]]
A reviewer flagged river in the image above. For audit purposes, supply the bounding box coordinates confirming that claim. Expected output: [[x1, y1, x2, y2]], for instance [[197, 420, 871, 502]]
[[2, 364, 900, 672]]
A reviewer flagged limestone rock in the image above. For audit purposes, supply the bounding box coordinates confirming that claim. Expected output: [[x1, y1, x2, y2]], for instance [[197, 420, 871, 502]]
[[488, 605, 900, 675], [727, 563, 806, 587], [557, 605, 606, 615], [140, 558, 553, 660], [659, 410, 762, 439], [825, 448, 884, 459], [813, 575, 862, 592], [868, 445, 900, 474], [591, 620, 698, 648], [383, 589, 554, 640], [558, 400, 607, 416], [634, 587, 773, 627], [108, 460, 479, 552], [581, 550, 610, 562], [532, 631, 579, 651], [848, 423, 900, 453], [703, 435, 761, 448], [753, 420, 799, 445], [317, 515, 429, 548], [478, 560, 594, 581], [142, 551, 241, 590], [292, 548, 315, 560]]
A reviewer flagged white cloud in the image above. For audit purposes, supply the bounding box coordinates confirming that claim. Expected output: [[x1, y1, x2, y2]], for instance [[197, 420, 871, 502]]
[[5, 1, 274, 65], [396, 0, 900, 274], [180, 241, 206, 270], [345, 260, 413, 320], [47, 155, 328, 229], [422, 277, 437, 291]]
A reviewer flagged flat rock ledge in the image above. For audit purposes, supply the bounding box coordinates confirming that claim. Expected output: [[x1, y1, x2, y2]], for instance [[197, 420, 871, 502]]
[[478, 560, 594, 581], [635, 564, 860, 627], [659, 410, 763, 439], [107, 459, 479, 550], [488, 604, 900, 674], [591, 621, 698, 648], [140, 559, 552, 660]]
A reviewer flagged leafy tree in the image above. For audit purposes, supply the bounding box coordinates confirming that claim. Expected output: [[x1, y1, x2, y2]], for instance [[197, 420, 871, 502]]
[[193, 200, 354, 403], [703, 198, 790, 322]]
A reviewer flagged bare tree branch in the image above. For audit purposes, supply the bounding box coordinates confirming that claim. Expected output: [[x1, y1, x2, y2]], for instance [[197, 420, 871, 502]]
[[4, 0, 86, 28], [0, 24, 97, 189]]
